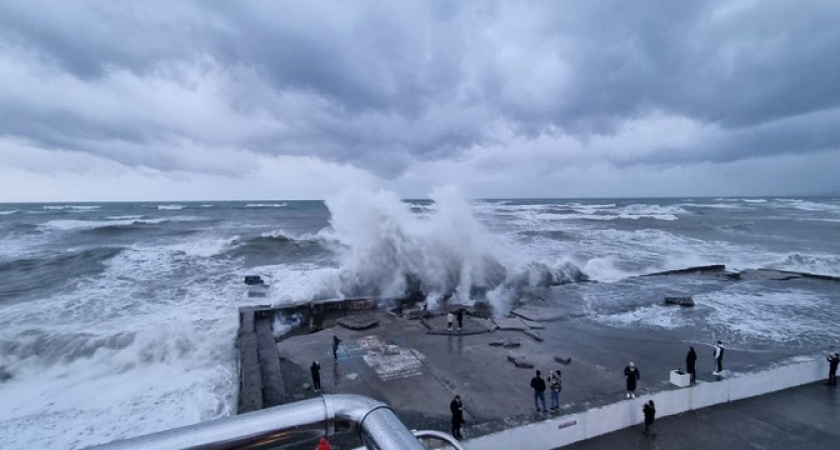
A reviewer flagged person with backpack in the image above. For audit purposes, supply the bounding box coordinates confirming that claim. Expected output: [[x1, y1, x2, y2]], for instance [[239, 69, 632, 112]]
[[548, 370, 562, 412]]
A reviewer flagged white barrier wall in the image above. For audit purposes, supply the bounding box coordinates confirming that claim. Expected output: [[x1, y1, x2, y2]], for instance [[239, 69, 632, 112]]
[[465, 357, 827, 450]]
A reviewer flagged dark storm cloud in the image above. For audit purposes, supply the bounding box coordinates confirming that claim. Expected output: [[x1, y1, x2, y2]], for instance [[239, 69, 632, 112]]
[[1, 0, 839, 177]]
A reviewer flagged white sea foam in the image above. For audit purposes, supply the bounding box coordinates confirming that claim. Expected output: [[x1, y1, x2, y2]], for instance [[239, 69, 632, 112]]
[[245, 203, 287, 208], [42, 205, 100, 211], [106, 215, 144, 220], [157, 205, 185, 210], [0, 210, 19, 215], [699, 288, 833, 344], [765, 253, 840, 277], [167, 236, 238, 258], [0, 237, 241, 449]]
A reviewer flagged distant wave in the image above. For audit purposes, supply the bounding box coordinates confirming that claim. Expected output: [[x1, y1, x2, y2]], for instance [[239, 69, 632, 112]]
[[43, 218, 170, 232], [778, 199, 840, 212], [0, 210, 19, 215], [42, 205, 100, 211], [245, 203, 287, 208], [157, 205, 184, 210], [497, 202, 685, 224]]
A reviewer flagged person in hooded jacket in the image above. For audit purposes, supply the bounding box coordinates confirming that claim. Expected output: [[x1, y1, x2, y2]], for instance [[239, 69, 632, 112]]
[[624, 362, 640, 398], [686, 346, 698, 384]]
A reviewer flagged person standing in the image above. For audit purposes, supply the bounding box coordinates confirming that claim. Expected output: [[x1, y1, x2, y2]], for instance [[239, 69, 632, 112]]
[[642, 400, 657, 437], [456, 309, 464, 331], [548, 370, 562, 412], [686, 346, 698, 384], [332, 335, 342, 362], [827, 352, 840, 386], [624, 362, 640, 398], [450, 395, 464, 439], [310, 361, 321, 391], [713, 341, 725, 375], [447, 312, 455, 331], [530, 370, 547, 412]]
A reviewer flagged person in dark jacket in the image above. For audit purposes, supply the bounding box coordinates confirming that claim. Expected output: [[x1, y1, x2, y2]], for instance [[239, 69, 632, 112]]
[[332, 335, 342, 362], [713, 341, 725, 375], [686, 346, 698, 384], [456, 309, 464, 331], [827, 353, 840, 386], [624, 362, 640, 398], [310, 361, 321, 391], [642, 400, 656, 436], [530, 370, 547, 412], [450, 395, 464, 439]]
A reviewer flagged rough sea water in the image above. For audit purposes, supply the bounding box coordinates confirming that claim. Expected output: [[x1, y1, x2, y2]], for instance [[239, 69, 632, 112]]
[[1, 188, 839, 449]]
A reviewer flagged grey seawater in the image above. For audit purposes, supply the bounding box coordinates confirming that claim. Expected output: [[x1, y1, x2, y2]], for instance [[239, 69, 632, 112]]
[[0, 195, 838, 448]]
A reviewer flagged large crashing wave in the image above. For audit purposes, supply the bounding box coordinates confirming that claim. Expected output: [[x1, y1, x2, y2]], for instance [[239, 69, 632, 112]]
[[316, 186, 587, 312]]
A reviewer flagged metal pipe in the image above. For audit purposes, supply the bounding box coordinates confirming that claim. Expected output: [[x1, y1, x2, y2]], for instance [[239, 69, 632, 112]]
[[89, 394, 425, 450]]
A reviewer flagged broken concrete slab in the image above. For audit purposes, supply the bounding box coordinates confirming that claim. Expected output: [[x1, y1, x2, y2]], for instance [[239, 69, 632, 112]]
[[489, 339, 521, 348], [337, 315, 380, 330], [510, 305, 567, 322], [523, 329, 544, 342], [493, 317, 529, 331], [664, 296, 696, 307], [555, 356, 572, 365], [506, 354, 535, 369], [522, 319, 546, 329]]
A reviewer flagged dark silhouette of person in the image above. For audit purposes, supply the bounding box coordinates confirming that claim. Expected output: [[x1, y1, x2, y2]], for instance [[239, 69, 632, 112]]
[[827, 353, 839, 386], [713, 341, 725, 374], [624, 362, 640, 398], [530, 370, 547, 412], [310, 361, 321, 391], [642, 400, 656, 436], [456, 309, 464, 331], [686, 346, 698, 383], [332, 335, 342, 362], [450, 395, 464, 439]]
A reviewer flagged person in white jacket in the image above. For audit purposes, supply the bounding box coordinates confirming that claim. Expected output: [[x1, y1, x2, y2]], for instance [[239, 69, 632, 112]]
[[713, 341, 725, 375]]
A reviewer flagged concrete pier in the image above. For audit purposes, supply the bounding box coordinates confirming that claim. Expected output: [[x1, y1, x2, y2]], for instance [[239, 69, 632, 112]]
[[235, 295, 837, 449]]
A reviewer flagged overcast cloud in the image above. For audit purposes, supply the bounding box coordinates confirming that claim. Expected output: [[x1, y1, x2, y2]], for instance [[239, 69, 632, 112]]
[[1, 0, 839, 201]]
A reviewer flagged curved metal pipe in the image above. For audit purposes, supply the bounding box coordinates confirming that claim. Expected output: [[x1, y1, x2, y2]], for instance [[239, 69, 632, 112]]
[[89, 394, 425, 450], [412, 430, 467, 449]]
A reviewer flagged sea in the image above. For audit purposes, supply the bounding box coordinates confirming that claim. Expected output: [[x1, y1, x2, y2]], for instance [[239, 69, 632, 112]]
[[1, 187, 839, 449]]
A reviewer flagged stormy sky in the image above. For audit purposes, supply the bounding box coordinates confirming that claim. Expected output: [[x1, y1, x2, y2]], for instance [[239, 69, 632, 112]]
[[1, 0, 839, 201]]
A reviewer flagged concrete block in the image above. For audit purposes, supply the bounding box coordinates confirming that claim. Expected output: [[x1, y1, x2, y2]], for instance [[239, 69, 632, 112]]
[[670, 370, 691, 387]]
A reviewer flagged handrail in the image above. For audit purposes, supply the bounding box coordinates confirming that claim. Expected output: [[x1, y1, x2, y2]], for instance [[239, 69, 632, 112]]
[[89, 394, 426, 450]]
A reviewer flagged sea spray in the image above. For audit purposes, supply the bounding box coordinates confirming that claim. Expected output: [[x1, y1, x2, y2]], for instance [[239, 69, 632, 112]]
[[320, 186, 587, 313]]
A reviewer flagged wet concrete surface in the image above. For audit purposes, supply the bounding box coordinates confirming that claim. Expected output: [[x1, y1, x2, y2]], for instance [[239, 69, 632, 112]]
[[267, 306, 810, 449], [560, 381, 840, 450]]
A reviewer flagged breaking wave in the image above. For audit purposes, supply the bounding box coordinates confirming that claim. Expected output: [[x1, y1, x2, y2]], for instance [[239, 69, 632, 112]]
[[306, 187, 587, 313], [764, 253, 840, 277]]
